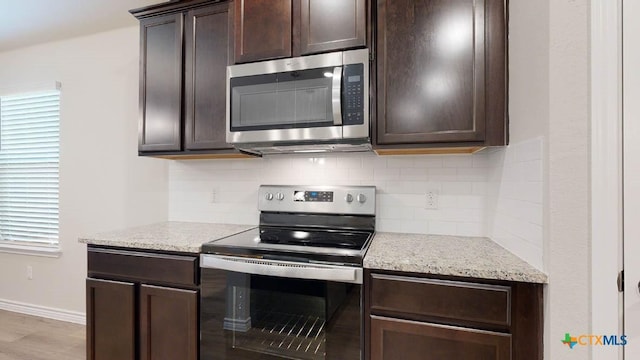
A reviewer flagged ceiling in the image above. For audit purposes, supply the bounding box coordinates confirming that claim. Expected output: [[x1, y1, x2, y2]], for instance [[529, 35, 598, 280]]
[[0, 0, 164, 53]]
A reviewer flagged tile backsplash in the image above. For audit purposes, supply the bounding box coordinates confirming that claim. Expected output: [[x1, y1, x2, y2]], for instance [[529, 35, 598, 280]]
[[486, 137, 545, 270], [168, 152, 490, 236]]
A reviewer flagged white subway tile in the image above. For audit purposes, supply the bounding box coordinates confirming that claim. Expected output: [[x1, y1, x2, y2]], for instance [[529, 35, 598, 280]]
[[472, 154, 491, 168], [384, 181, 428, 194], [373, 168, 400, 180], [456, 222, 485, 237], [413, 156, 444, 168], [438, 195, 458, 209], [362, 156, 387, 169], [515, 182, 543, 203], [377, 219, 421, 233], [472, 182, 488, 195], [503, 146, 517, 164], [386, 157, 415, 168], [428, 221, 457, 235], [400, 168, 428, 181], [230, 159, 263, 170], [457, 195, 485, 209], [516, 137, 543, 162], [348, 167, 374, 181], [442, 182, 473, 195], [378, 205, 415, 220], [457, 168, 489, 182], [443, 155, 473, 168], [337, 155, 363, 169], [428, 168, 458, 182], [521, 160, 543, 182]]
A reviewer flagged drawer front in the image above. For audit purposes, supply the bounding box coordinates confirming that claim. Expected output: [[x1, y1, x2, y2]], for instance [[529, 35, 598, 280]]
[[370, 315, 511, 360], [88, 247, 198, 287], [370, 274, 511, 329]]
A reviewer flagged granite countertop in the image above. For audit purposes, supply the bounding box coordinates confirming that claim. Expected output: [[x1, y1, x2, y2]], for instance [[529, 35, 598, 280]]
[[78, 221, 255, 253], [364, 233, 548, 283]]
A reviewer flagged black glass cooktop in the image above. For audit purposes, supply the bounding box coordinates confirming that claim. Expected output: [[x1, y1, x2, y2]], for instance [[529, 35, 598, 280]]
[[202, 226, 374, 265], [258, 227, 370, 250]]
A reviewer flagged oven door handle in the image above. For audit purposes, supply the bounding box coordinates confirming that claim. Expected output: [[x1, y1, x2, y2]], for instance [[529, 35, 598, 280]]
[[200, 254, 362, 284], [331, 66, 343, 126]]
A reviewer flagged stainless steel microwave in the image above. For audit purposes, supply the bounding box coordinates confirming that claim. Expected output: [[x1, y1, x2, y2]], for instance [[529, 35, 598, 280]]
[[226, 49, 370, 155]]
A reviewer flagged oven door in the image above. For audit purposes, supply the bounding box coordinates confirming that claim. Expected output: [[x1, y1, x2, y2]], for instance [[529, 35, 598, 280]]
[[200, 255, 362, 360]]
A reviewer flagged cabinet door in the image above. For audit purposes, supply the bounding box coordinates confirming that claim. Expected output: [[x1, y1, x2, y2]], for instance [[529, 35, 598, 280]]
[[185, 3, 235, 150], [140, 284, 198, 360], [297, 0, 366, 56], [370, 316, 511, 360], [86, 278, 136, 360], [375, 0, 486, 145], [234, 0, 292, 63], [139, 13, 183, 152]]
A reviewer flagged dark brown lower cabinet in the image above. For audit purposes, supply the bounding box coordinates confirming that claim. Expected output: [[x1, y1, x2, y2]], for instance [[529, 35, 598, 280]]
[[370, 315, 511, 360], [86, 246, 199, 360], [366, 270, 543, 360], [139, 285, 198, 360], [87, 278, 136, 360]]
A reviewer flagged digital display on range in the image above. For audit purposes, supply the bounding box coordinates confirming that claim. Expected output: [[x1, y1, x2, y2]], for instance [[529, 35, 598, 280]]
[[293, 190, 334, 202]]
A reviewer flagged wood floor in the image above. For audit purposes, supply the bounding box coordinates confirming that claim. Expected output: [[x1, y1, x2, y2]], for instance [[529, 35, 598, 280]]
[[0, 310, 85, 360]]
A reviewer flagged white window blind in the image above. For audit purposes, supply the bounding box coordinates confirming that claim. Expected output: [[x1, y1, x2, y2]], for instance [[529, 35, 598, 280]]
[[0, 90, 60, 246]]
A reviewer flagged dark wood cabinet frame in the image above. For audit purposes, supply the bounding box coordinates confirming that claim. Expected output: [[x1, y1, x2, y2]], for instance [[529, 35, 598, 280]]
[[86, 246, 200, 360], [364, 269, 543, 360]]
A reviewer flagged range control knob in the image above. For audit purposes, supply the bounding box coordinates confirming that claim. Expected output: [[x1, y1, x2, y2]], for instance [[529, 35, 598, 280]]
[[345, 194, 354, 203], [265, 193, 274, 201], [356, 194, 367, 204], [275, 192, 285, 201]]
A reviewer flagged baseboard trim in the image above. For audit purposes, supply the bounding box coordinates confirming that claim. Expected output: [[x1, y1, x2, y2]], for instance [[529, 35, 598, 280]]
[[0, 298, 86, 325]]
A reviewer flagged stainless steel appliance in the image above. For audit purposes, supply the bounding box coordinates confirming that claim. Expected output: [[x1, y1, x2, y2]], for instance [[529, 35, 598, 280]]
[[200, 185, 376, 360], [226, 50, 370, 155]]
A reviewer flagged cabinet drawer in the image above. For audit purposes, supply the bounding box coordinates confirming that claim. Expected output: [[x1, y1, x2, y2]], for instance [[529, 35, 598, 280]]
[[370, 315, 511, 360], [370, 274, 511, 329], [88, 247, 198, 287]]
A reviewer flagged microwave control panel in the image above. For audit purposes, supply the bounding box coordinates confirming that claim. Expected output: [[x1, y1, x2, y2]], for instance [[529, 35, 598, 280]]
[[342, 64, 365, 126]]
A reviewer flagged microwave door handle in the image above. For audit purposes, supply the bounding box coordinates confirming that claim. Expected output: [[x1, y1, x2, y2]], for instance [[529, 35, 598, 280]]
[[332, 66, 343, 126]]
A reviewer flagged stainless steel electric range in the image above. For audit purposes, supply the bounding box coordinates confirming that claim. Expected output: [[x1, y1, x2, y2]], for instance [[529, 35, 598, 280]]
[[200, 185, 376, 360]]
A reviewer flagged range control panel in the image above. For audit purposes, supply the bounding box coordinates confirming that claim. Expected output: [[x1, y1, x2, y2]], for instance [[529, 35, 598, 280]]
[[259, 185, 376, 215], [294, 190, 334, 202]]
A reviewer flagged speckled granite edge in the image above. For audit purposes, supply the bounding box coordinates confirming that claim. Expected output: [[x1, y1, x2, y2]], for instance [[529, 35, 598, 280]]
[[78, 221, 256, 253], [364, 233, 548, 284]]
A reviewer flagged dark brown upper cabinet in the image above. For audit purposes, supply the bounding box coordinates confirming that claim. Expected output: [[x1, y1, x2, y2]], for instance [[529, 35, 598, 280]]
[[374, 0, 507, 151], [233, 0, 367, 64], [132, 1, 237, 157], [138, 13, 183, 152], [298, 0, 367, 56], [234, 0, 292, 63], [184, 4, 235, 151]]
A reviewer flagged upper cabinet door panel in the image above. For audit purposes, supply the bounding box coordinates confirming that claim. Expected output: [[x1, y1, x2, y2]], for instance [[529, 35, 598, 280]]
[[298, 0, 367, 56], [376, 0, 486, 145], [185, 3, 234, 150], [139, 13, 183, 152], [234, 0, 292, 63]]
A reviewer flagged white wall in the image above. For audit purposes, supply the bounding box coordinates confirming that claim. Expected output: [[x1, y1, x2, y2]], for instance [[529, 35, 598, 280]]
[[547, 0, 591, 358], [169, 152, 490, 236], [0, 26, 168, 315], [484, 0, 551, 272]]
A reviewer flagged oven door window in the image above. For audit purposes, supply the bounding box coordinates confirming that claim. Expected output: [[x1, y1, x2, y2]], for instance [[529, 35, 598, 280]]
[[201, 269, 361, 360], [230, 67, 337, 131]]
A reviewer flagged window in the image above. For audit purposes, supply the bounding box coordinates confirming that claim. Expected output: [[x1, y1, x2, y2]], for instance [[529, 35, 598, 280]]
[[0, 88, 60, 252]]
